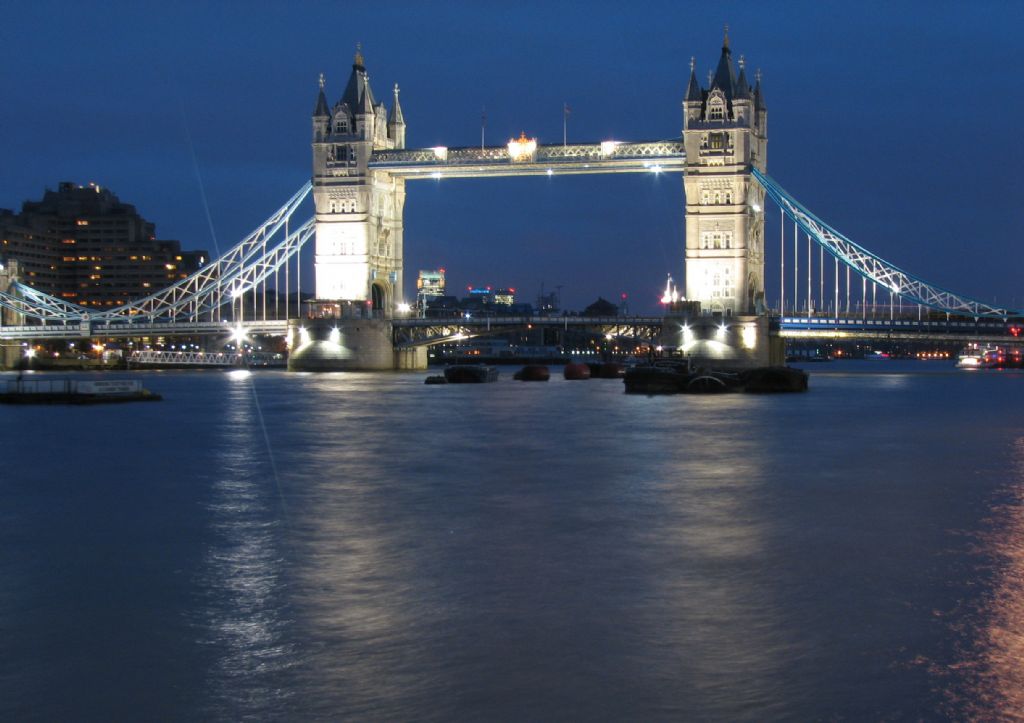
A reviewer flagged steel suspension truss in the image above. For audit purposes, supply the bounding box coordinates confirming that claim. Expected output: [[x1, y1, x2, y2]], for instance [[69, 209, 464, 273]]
[[753, 168, 1019, 319], [0, 182, 314, 326]]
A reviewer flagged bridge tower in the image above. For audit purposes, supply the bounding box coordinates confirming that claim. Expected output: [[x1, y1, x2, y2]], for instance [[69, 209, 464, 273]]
[[311, 46, 406, 314], [682, 29, 767, 316]]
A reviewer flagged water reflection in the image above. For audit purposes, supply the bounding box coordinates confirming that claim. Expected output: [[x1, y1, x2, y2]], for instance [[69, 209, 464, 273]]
[[197, 375, 295, 717], [950, 435, 1024, 718], [280, 380, 800, 719]]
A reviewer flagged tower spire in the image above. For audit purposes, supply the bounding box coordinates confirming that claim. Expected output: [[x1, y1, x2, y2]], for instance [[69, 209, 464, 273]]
[[354, 42, 364, 68], [313, 72, 329, 117], [723, 23, 730, 49]]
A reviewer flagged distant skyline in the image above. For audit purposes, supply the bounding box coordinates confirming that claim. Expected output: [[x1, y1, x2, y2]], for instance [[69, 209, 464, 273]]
[[2, 1, 1022, 313]]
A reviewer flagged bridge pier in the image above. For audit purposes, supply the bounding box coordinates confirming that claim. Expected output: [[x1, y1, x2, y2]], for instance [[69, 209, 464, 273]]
[[1, 260, 23, 370], [287, 318, 426, 371], [661, 310, 783, 369]]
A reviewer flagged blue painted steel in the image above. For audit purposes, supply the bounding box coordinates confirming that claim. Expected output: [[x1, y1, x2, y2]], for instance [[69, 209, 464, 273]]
[[753, 168, 1020, 319]]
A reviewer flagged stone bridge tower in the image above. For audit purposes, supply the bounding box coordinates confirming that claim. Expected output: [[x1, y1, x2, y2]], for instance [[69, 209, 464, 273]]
[[312, 46, 406, 315], [682, 29, 767, 315]]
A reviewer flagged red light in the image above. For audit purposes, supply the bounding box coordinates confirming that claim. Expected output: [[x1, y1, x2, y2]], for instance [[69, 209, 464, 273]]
[[621, 293, 628, 299], [509, 288, 515, 293], [1011, 327, 1021, 337]]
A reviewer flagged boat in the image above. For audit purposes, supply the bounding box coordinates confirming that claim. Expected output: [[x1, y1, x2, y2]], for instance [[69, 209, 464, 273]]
[[956, 346, 1024, 369], [741, 366, 809, 393], [0, 378, 162, 404], [623, 361, 808, 395], [513, 364, 550, 381], [588, 361, 626, 379], [563, 362, 592, 380], [623, 360, 693, 394], [443, 364, 499, 383]]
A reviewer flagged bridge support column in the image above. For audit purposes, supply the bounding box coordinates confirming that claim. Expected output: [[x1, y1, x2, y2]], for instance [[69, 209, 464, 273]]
[[1, 343, 19, 370], [661, 311, 783, 369], [287, 317, 407, 371], [1, 260, 23, 370], [394, 346, 427, 370]]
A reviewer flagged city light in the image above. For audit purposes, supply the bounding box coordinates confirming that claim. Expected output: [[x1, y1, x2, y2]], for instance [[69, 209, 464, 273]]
[[600, 140, 620, 156], [23, 348, 35, 358], [507, 132, 537, 161], [431, 172, 442, 180], [396, 302, 411, 313], [231, 325, 247, 345], [431, 146, 448, 161], [328, 327, 340, 344]]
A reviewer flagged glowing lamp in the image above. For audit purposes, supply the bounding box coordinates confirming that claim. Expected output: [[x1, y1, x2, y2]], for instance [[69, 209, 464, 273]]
[[600, 140, 620, 156], [507, 132, 537, 161], [431, 146, 448, 161]]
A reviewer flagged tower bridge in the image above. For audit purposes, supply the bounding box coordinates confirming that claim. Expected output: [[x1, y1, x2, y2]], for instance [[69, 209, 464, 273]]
[[1, 30, 1019, 370]]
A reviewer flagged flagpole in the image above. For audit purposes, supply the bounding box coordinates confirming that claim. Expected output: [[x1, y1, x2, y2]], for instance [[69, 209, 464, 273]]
[[562, 102, 567, 147], [481, 108, 486, 150]]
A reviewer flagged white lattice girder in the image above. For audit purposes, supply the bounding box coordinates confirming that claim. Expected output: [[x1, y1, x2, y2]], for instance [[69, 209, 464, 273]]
[[753, 168, 1018, 319]]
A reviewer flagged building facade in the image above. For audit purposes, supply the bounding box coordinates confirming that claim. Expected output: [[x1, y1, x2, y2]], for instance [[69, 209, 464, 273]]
[[0, 182, 206, 308], [311, 46, 406, 313], [682, 31, 767, 315]]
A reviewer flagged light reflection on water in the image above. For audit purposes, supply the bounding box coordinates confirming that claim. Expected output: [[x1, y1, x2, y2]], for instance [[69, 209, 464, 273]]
[[196, 375, 297, 717], [945, 434, 1024, 719], [4, 363, 1024, 719]]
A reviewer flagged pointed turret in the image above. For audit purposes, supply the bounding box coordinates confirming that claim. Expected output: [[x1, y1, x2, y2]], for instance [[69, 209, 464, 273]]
[[710, 24, 737, 98], [312, 73, 330, 142], [685, 56, 703, 102], [734, 56, 751, 101], [754, 68, 766, 111], [388, 83, 405, 126], [388, 83, 406, 148], [313, 73, 330, 117], [341, 43, 376, 116]]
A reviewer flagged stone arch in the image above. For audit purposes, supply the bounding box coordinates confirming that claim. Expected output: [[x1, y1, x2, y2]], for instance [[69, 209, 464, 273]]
[[370, 280, 390, 317]]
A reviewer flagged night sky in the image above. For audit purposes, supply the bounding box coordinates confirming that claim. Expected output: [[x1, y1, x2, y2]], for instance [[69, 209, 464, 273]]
[[2, 1, 1022, 314]]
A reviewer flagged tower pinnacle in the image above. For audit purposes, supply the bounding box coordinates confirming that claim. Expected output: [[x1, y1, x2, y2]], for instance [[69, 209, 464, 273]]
[[354, 42, 364, 68], [723, 23, 730, 49]]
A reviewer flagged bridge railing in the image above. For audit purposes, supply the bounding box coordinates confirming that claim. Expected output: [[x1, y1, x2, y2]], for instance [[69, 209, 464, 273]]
[[370, 141, 685, 168]]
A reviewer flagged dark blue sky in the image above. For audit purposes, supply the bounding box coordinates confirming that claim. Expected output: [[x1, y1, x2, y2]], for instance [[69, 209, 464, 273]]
[[2, 1, 1022, 313]]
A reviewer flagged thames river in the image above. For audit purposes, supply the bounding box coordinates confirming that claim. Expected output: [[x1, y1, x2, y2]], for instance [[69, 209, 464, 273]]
[[2, 361, 1023, 720]]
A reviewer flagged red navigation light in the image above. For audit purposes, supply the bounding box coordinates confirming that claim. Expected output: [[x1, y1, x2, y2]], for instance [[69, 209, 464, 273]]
[[621, 293, 628, 300], [509, 287, 515, 293], [1011, 326, 1021, 337]]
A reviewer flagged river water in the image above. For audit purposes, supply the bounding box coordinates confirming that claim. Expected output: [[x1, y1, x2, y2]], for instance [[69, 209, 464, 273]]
[[2, 361, 1023, 720]]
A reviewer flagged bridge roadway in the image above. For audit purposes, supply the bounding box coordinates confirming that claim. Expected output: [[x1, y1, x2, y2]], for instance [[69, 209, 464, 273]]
[[778, 315, 1021, 344], [369, 141, 687, 179], [3, 314, 1022, 346], [0, 319, 289, 340], [391, 315, 666, 348]]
